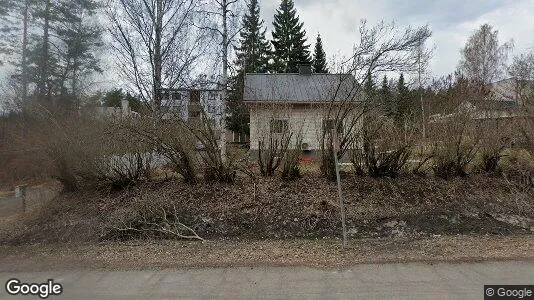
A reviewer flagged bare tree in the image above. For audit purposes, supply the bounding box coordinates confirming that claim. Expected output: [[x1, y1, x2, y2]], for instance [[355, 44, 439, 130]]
[[458, 24, 513, 89], [108, 0, 209, 111], [198, 0, 242, 162], [21, 0, 30, 102], [509, 52, 534, 106], [416, 40, 433, 138], [320, 21, 432, 179]]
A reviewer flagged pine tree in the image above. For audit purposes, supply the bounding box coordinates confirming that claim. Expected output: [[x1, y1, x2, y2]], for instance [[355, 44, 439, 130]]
[[24, 0, 102, 106], [380, 75, 393, 115], [364, 73, 376, 100], [395, 73, 410, 126], [226, 73, 249, 136], [234, 0, 271, 73], [312, 34, 328, 73], [228, 0, 270, 137], [271, 0, 310, 73]]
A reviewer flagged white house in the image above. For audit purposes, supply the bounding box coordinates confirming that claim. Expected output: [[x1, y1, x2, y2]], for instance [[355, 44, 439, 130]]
[[160, 88, 224, 126], [244, 65, 361, 152]]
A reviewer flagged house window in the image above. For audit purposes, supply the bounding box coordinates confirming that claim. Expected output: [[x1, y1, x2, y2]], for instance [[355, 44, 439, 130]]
[[323, 119, 343, 135], [172, 91, 182, 101], [270, 119, 289, 134], [208, 92, 217, 101], [207, 105, 215, 114]]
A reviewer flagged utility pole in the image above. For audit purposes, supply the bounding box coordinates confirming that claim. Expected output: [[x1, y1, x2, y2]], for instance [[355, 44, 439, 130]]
[[333, 128, 347, 249]]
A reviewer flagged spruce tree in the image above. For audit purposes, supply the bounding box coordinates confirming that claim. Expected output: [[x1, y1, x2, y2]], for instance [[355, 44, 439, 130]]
[[380, 75, 393, 116], [271, 0, 310, 73], [228, 0, 271, 137], [312, 34, 328, 73], [395, 73, 410, 126], [234, 0, 271, 73], [364, 73, 376, 100]]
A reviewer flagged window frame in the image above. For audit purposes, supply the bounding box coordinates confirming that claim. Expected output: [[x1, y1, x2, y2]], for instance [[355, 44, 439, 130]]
[[323, 119, 344, 136], [270, 119, 289, 134]]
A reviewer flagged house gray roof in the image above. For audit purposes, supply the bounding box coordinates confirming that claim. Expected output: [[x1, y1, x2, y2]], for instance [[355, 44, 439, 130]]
[[243, 73, 360, 103]]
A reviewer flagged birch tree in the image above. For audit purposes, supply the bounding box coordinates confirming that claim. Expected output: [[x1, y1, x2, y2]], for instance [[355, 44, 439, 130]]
[[199, 0, 242, 161], [458, 24, 512, 89], [320, 21, 431, 179], [108, 0, 208, 111]]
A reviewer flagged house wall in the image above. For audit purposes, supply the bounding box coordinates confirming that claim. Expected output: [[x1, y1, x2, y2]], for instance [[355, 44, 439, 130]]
[[161, 89, 223, 126], [249, 103, 363, 151]]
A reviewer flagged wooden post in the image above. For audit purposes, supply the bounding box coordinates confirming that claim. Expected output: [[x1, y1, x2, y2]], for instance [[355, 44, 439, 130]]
[[333, 129, 347, 249], [15, 185, 27, 213]]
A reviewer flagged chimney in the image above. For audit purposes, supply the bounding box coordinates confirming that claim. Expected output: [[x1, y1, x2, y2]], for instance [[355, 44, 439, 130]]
[[298, 63, 312, 75]]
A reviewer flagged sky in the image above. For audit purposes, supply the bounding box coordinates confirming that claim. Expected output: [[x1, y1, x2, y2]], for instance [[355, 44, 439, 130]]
[[2, 0, 534, 109], [258, 0, 534, 78]]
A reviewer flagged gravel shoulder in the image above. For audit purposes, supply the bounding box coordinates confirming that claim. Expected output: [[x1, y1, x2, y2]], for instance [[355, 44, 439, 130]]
[[0, 235, 533, 272]]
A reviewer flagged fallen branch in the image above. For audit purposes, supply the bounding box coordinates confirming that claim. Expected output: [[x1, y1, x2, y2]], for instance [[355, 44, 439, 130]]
[[114, 205, 204, 241]]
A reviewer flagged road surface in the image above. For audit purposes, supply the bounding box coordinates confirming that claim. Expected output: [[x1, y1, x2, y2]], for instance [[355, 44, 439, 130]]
[[0, 261, 532, 299]]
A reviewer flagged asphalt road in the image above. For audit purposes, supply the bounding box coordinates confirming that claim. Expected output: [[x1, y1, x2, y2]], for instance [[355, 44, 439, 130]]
[[0, 195, 20, 218], [0, 261, 532, 299]]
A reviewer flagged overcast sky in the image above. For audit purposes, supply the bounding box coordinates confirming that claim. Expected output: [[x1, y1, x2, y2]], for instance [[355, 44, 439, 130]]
[[259, 0, 534, 78]]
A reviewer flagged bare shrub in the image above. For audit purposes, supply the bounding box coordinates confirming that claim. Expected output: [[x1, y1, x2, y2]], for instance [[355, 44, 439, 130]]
[[432, 116, 481, 179], [258, 126, 292, 177], [0, 111, 54, 189], [411, 141, 437, 175], [190, 118, 236, 183], [102, 120, 155, 188], [281, 133, 302, 181], [351, 116, 411, 178], [153, 118, 198, 184], [42, 112, 156, 191], [478, 119, 516, 173], [319, 21, 431, 180], [119, 115, 199, 184], [500, 149, 534, 186]]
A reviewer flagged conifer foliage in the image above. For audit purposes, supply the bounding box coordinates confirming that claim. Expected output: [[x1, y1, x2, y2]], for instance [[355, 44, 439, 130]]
[[312, 34, 328, 73], [271, 0, 310, 73], [395, 73, 411, 125], [234, 0, 271, 73]]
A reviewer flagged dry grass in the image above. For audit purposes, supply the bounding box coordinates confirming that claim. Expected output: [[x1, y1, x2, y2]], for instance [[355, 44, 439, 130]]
[[0, 235, 533, 271], [1, 174, 532, 245]]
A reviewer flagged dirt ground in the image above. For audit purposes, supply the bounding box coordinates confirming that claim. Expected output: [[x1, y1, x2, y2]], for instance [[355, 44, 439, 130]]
[[0, 235, 533, 272], [1, 174, 533, 246]]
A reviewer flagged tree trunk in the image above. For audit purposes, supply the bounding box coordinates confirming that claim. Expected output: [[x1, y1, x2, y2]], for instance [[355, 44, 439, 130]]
[[220, 0, 228, 162], [153, 0, 163, 111], [418, 42, 426, 139], [39, 0, 51, 104]]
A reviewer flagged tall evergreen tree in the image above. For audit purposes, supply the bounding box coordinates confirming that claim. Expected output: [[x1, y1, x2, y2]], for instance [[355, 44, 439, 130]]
[[380, 75, 393, 115], [364, 73, 376, 100], [21, 0, 102, 106], [0, 0, 19, 63], [271, 0, 310, 73], [395, 73, 410, 125], [234, 0, 271, 73], [312, 34, 328, 73], [228, 0, 271, 137]]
